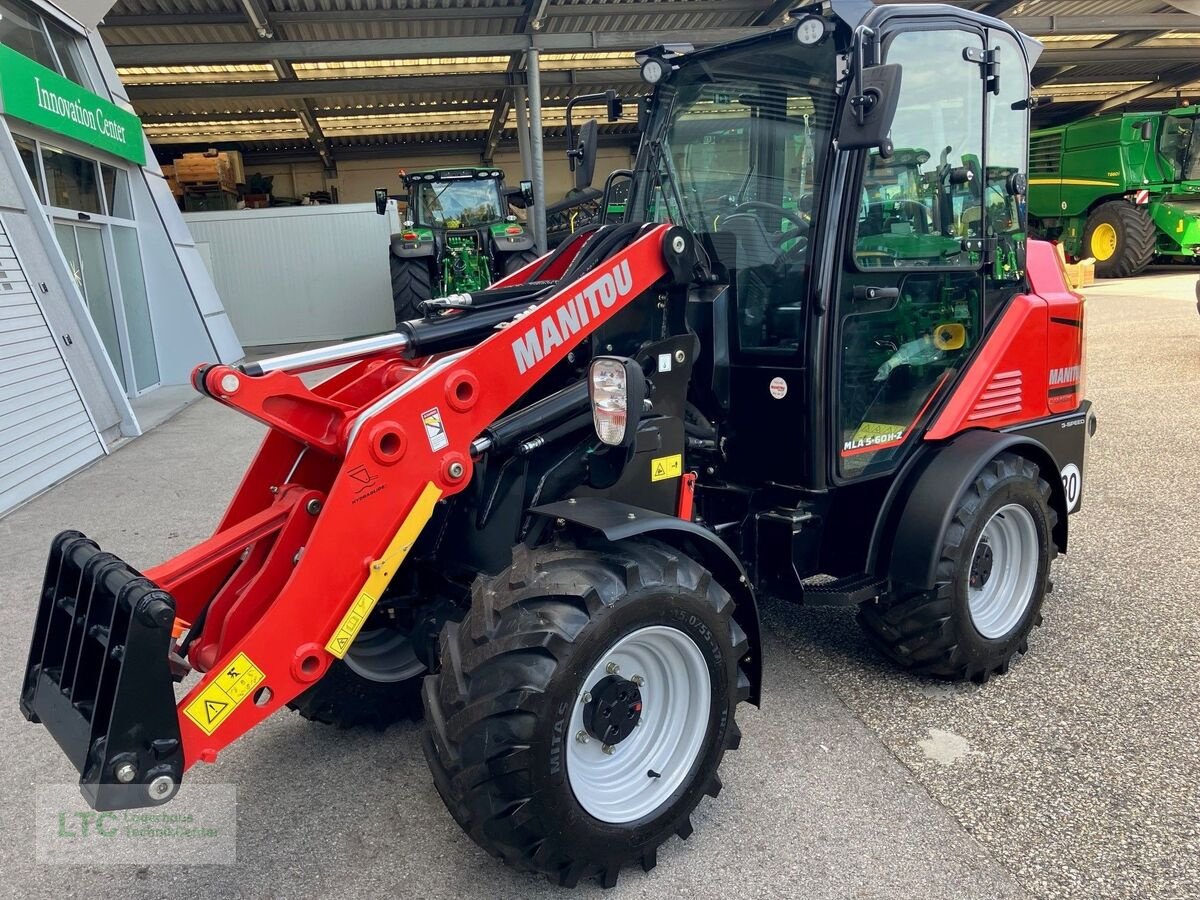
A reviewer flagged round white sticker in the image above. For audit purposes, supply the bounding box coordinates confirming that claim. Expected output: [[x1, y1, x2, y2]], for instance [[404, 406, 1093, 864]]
[[769, 376, 788, 400], [1060, 463, 1081, 513]]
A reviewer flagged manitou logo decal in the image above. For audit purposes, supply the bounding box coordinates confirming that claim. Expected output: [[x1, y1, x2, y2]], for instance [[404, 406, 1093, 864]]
[[511, 260, 634, 374], [1049, 365, 1080, 385]]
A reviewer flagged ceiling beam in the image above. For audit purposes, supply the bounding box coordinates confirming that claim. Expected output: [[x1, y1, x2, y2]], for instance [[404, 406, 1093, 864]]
[[1036, 46, 1200, 66], [125, 68, 644, 101], [1008, 13, 1200, 33], [1089, 64, 1200, 113], [108, 28, 770, 66]]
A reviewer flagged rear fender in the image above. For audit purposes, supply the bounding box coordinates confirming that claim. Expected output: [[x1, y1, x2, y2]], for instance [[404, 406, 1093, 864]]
[[529, 497, 763, 706], [871, 429, 1071, 591]]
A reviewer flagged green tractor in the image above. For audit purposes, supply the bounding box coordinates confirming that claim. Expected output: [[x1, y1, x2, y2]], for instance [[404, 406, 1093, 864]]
[[1027, 106, 1200, 278], [384, 167, 539, 321]]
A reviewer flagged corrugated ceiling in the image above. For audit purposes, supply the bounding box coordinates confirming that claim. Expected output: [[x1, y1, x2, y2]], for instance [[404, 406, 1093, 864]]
[[98, 0, 1200, 162]]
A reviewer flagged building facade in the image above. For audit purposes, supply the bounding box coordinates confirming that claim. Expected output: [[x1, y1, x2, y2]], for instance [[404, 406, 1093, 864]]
[[0, 0, 241, 514]]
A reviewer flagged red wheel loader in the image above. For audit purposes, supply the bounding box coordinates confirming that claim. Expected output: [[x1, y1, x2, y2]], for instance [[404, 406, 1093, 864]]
[[21, 1, 1093, 888]]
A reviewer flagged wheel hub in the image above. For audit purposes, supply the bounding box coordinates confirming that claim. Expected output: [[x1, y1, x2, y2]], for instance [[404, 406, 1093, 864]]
[[970, 540, 995, 589], [582, 675, 643, 746]]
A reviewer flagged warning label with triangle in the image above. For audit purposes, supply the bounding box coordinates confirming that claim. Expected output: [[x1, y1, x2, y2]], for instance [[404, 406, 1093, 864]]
[[204, 699, 228, 722], [649, 453, 682, 483], [183, 652, 266, 736]]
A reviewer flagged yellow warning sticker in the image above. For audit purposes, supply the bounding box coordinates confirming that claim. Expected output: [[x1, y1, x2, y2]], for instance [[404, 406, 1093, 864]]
[[183, 652, 266, 736], [324, 482, 445, 659], [325, 590, 379, 659], [650, 453, 683, 482]]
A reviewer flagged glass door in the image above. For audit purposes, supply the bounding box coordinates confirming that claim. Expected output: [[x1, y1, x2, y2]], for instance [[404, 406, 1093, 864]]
[[55, 221, 130, 391]]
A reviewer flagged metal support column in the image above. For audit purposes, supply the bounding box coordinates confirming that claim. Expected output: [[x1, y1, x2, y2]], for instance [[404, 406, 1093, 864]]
[[527, 47, 547, 254], [514, 86, 534, 186]]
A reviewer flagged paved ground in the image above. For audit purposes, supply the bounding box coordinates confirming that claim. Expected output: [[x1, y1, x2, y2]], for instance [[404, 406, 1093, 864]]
[[2, 267, 1198, 898]]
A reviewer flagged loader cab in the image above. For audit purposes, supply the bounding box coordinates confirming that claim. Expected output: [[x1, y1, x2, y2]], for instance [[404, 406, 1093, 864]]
[[628, 4, 1037, 490]]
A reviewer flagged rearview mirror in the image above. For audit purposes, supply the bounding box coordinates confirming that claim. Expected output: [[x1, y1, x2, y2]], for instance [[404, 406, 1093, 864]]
[[571, 119, 599, 191], [837, 63, 902, 156], [374, 188, 388, 216], [520, 179, 534, 205], [1138, 120, 1154, 141]]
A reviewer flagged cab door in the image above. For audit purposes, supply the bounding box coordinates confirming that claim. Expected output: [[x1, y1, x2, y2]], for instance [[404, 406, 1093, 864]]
[[832, 25, 990, 482]]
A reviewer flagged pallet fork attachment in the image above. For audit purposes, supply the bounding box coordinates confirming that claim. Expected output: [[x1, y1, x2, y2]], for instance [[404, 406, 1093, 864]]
[[20, 223, 683, 809]]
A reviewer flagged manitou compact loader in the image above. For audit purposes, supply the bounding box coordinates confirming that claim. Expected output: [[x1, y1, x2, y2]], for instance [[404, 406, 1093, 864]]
[[22, 1, 1093, 888]]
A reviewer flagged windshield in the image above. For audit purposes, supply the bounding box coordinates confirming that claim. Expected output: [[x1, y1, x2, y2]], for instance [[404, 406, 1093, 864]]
[[414, 179, 503, 227], [1159, 115, 1200, 182], [629, 35, 838, 351]]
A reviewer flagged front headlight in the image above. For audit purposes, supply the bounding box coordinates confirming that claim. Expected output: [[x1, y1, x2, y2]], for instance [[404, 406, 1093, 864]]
[[589, 358, 630, 446]]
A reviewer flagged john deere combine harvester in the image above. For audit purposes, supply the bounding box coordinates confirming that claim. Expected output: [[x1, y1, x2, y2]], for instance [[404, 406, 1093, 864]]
[[1028, 106, 1200, 277]]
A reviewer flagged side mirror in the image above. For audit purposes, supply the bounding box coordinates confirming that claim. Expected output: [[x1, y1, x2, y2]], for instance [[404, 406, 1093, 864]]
[[519, 179, 535, 205], [374, 188, 388, 216], [571, 119, 599, 191], [837, 63, 902, 156], [1138, 120, 1154, 141]]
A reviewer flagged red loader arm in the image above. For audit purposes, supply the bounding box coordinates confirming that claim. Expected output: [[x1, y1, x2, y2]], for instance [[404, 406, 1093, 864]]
[[20, 223, 679, 808]]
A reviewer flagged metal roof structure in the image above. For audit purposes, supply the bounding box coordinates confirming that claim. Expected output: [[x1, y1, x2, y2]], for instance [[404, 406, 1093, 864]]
[[95, 0, 1200, 166]]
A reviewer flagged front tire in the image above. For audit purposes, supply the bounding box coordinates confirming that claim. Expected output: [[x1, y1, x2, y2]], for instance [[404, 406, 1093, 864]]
[[501, 247, 541, 277], [1082, 201, 1155, 278], [289, 626, 425, 729], [858, 452, 1057, 683], [422, 540, 750, 888], [390, 254, 434, 324]]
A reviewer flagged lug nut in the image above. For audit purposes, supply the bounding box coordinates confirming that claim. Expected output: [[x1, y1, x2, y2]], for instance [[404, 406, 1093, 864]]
[[581, 691, 592, 704], [606, 662, 620, 675], [602, 744, 615, 755], [114, 762, 137, 784], [576, 731, 589, 744], [631, 674, 645, 687]]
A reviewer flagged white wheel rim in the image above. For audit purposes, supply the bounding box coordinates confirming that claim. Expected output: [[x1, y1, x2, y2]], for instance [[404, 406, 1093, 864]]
[[566, 625, 712, 824], [967, 503, 1040, 639]]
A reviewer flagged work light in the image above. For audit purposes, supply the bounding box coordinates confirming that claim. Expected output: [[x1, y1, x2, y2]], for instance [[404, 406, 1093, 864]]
[[794, 15, 830, 45], [640, 57, 667, 85], [588, 356, 645, 448]]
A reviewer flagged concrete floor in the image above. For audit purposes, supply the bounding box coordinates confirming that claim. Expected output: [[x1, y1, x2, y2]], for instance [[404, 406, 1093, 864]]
[[3, 267, 1198, 898]]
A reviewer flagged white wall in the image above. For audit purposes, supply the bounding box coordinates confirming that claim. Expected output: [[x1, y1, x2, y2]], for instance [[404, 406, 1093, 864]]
[[185, 204, 394, 346]]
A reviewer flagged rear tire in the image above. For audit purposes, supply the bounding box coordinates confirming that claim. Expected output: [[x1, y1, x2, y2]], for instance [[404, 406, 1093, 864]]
[[289, 626, 425, 729], [391, 254, 434, 324], [422, 540, 750, 888], [501, 247, 541, 277], [1082, 201, 1155, 278], [858, 452, 1057, 683]]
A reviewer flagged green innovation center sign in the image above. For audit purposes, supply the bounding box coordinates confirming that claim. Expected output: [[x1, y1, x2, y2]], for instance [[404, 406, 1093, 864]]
[[0, 43, 146, 165]]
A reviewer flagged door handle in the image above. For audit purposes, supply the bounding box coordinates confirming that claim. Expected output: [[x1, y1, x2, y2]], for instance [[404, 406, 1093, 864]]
[[852, 285, 900, 301]]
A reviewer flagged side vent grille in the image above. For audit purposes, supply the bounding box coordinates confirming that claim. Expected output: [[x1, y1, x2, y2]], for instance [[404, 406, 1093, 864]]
[[1029, 132, 1063, 175], [969, 370, 1023, 420]]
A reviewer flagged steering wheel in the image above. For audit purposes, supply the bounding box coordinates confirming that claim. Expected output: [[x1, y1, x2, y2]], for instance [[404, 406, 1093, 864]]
[[731, 201, 810, 254]]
